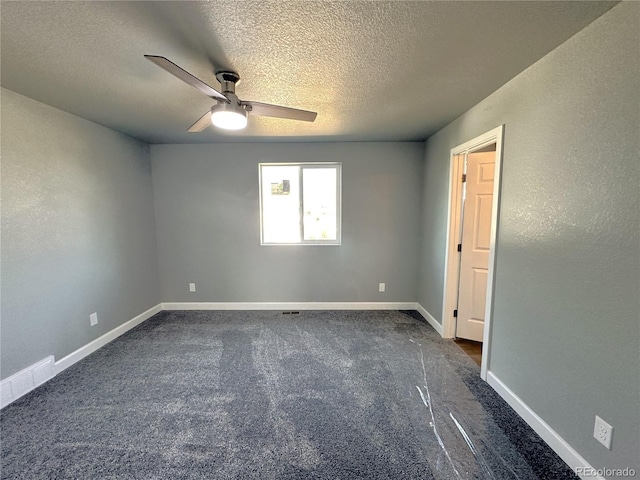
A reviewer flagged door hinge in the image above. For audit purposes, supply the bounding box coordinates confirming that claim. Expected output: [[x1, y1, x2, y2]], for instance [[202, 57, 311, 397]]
[[453, 309, 458, 318], [461, 173, 467, 183], [457, 243, 462, 252]]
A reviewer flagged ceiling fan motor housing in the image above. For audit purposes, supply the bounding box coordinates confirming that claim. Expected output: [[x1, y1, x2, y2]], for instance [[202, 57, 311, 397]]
[[211, 72, 248, 130], [215, 71, 240, 95]]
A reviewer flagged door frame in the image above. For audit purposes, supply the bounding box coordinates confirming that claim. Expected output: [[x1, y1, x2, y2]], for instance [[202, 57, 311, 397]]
[[441, 125, 504, 380]]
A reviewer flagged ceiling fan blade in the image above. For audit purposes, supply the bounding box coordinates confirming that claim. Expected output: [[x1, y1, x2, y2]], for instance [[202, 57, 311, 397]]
[[243, 101, 317, 122], [144, 55, 228, 101], [187, 110, 212, 132]]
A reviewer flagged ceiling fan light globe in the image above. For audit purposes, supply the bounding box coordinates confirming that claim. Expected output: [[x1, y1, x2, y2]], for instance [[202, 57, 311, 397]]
[[211, 108, 247, 130]]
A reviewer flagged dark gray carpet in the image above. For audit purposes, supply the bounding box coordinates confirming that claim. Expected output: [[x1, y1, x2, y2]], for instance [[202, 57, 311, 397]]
[[1, 310, 577, 479]]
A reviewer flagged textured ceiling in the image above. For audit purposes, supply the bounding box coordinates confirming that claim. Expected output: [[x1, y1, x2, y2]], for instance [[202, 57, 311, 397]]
[[1, 1, 617, 144]]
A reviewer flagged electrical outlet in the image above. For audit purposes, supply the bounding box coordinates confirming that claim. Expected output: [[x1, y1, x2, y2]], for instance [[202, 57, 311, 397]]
[[90, 312, 98, 326], [189, 283, 196, 292], [593, 415, 613, 449], [379, 283, 386, 292]]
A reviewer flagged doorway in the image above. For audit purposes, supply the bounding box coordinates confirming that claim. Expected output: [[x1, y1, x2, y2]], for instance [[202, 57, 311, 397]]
[[442, 126, 504, 380]]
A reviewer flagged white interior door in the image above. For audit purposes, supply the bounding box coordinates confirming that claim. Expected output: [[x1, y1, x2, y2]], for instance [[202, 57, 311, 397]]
[[456, 151, 495, 341]]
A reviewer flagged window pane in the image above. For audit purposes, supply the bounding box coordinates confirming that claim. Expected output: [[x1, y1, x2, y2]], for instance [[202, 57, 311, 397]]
[[303, 167, 337, 241], [261, 165, 301, 243]]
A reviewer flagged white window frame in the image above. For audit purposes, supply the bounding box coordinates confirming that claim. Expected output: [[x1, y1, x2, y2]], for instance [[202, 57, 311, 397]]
[[259, 162, 342, 246]]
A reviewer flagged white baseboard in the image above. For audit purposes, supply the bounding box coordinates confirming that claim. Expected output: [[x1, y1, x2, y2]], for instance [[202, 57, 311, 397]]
[[0, 356, 55, 409], [414, 303, 444, 336], [54, 303, 162, 374], [486, 371, 602, 480], [161, 302, 417, 311]]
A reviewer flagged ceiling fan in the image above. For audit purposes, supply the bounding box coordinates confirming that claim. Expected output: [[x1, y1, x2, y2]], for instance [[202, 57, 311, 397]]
[[144, 55, 317, 131]]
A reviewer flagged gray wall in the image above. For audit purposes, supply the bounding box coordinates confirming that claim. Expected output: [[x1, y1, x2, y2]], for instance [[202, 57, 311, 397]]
[[1, 88, 161, 379], [151, 142, 424, 303], [418, 2, 639, 472]]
